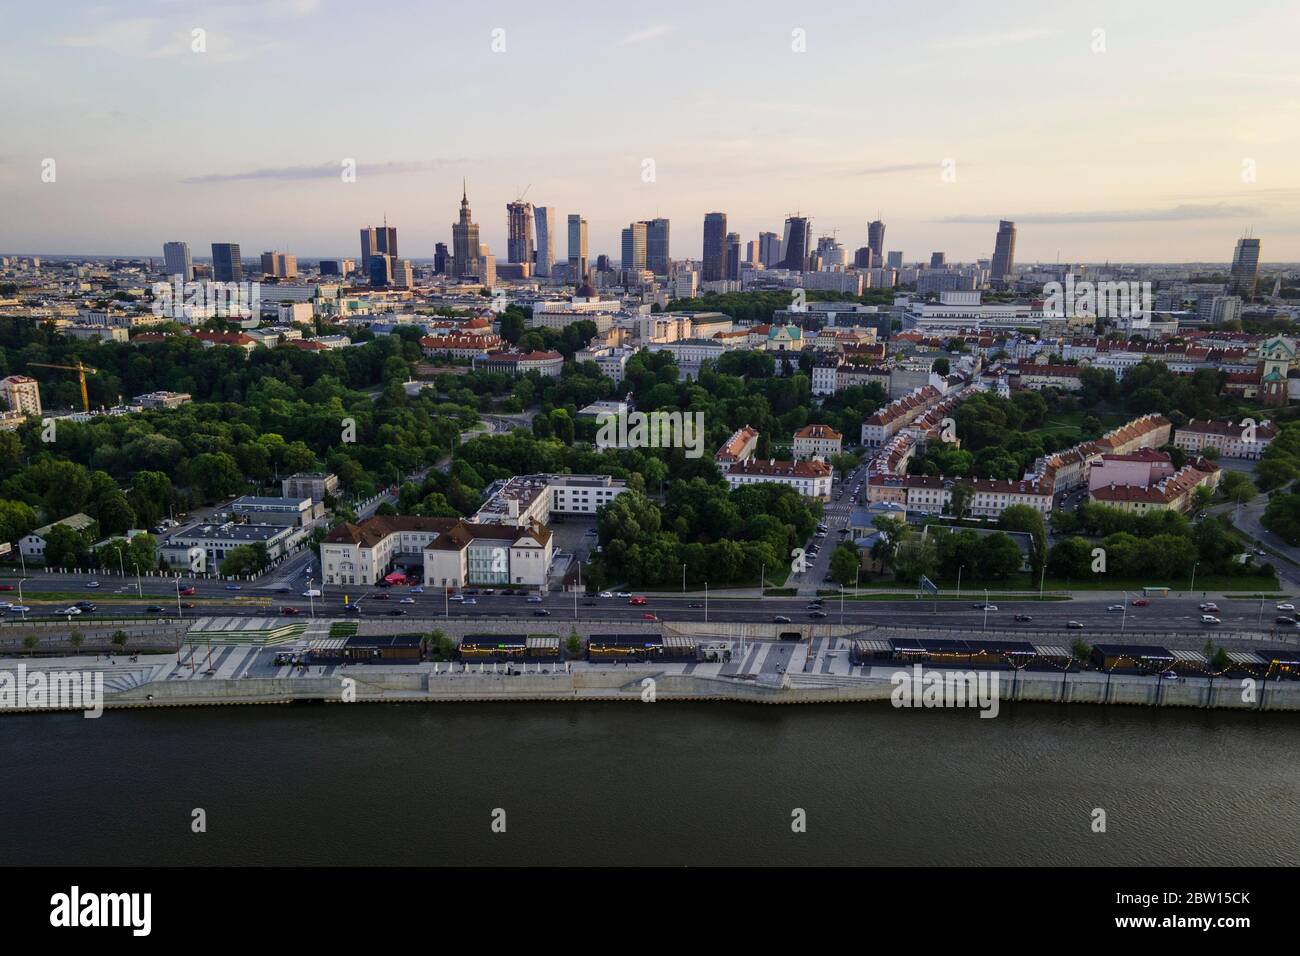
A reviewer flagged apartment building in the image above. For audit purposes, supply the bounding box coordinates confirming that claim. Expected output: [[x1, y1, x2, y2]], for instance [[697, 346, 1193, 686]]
[[1089, 459, 1221, 515], [422, 519, 553, 588], [792, 424, 843, 459], [1174, 419, 1278, 460], [861, 385, 943, 447], [725, 458, 833, 499], [715, 425, 759, 465]]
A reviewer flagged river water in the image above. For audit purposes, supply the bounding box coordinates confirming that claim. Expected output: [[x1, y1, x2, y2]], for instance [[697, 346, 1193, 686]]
[[3, 701, 1297, 866]]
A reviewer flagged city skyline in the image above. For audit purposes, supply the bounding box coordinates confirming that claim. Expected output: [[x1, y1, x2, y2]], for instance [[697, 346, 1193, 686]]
[[2, 1, 1299, 261]]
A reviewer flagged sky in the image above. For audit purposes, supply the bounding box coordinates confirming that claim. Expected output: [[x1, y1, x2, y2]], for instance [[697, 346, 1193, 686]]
[[1, 0, 1299, 264]]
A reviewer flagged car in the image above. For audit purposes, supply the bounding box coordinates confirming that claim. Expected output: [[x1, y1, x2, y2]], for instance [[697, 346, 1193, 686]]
[[8, 605, 31, 613], [399, 597, 416, 604], [181, 602, 196, 609], [86, 581, 100, 589], [0, 585, 14, 592], [1159, 670, 1180, 680], [1276, 616, 1296, 625], [388, 609, 407, 616], [343, 605, 361, 614], [642, 613, 657, 621], [1066, 621, 1084, 629], [616, 591, 631, 599], [464, 589, 479, 595], [372, 593, 390, 600], [58, 607, 82, 616], [409, 586, 424, 594], [1107, 604, 1124, 612], [1201, 615, 1220, 624], [583, 600, 597, 607], [1199, 602, 1218, 612], [1131, 598, 1148, 607], [599, 591, 613, 599], [1197, 512, 1208, 519], [1013, 614, 1033, 622], [224, 584, 241, 591], [586, 528, 598, 535], [773, 615, 792, 623], [1278, 603, 1296, 611], [806, 602, 823, 609], [1256, 548, 1268, 557], [461, 598, 477, 606], [281, 607, 301, 616], [533, 609, 551, 617], [179, 586, 196, 596], [448, 593, 464, 602], [629, 596, 647, 606], [144, 605, 164, 613], [974, 604, 998, 612], [527, 595, 543, 603], [823, 574, 835, 583], [809, 611, 828, 619], [481, 588, 496, 595], [688, 602, 703, 609], [75, 602, 96, 611]]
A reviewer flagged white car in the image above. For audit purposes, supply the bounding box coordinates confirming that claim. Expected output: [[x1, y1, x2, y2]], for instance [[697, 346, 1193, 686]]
[[598, 591, 613, 599], [1199, 603, 1218, 612], [399, 597, 415, 604], [1107, 605, 1124, 612], [59, 607, 82, 615], [461, 598, 477, 606], [9, 606, 30, 613], [1277, 603, 1296, 611], [1201, 615, 1221, 624], [448, 594, 464, 602], [616, 591, 631, 599]]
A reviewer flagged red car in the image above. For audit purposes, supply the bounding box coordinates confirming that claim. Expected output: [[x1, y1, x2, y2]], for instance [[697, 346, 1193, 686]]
[[629, 595, 647, 606], [280, 607, 301, 616], [0, 585, 13, 592], [1131, 598, 1149, 607], [642, 613, 657, 622], [180, 586, 196, 596]]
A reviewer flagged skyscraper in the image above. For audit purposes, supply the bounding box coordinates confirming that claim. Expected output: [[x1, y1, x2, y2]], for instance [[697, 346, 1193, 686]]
[[567, 214, 589, 279], [887, 250, 903, 269], [725, 233, 741, 280], [930, 252, 947, 268], [702, 212, 727, 281], [452, 182, 481, 279], [434, 242, 449, 275], [506, 200, 535, 264], [1230, 236, 1261, 298], [359, 227, 377, 267], [868, 220, 886, 262], [534, 207, 556, 276], [376, 222, 397, 259], [990, 220, 1017, 285], [759, 232, 783, 268], [211, 243, 242, 282], [621, 221, 647, 272], [780, 216, 810, 271], [260, 251, 297, 278], [646, 218, 670, 275], [163, 241, 193, 281], [368, 254, 392, 287]]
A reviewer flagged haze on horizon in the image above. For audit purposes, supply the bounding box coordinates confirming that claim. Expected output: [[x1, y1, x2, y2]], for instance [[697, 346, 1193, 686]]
[[1, 0, 1298, 264]]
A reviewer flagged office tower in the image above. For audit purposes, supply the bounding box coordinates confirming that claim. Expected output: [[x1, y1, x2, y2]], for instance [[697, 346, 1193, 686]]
[[391, 259, 414, 287], [596, 254, 612, 273], [359, 227, 377, 267], [929, 252, 946, 268], [452, 182, 481, 278], [702, 212, 728, 281], [567, 214, 589, 279], [621, 221, 647, 271], [725, 233, 741, 280], [319, 260, 343, 276], [746, 240, 761, 265], [1230, 237, 1261, 298], [260, 251, 297, 278], [368, 254, 392, 287], [534, 207, 556, 276], [163, 241, 193, 281], [887, 250, 903, 269], [780, 216, 810, 271], [646, 218, 670, 275], [853, 247, 873, 269], [759, 231, 782, 268], [433, 243, 449, 275], [868, 220, 886, 262], [211, 243, 243, 282], [990, 220, 1017, 285], [506, 200, 534, 264]]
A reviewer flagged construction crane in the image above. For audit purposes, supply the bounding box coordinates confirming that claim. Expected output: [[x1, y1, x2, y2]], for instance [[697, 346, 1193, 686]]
[[29, 361, 98, 413]]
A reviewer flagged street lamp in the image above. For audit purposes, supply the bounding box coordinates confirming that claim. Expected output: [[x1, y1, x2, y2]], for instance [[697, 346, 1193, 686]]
[[175, 575, 183, 618], [132, 561, 142, 597], [1189, 561, 1199, 594], [983, 588, 990, 632], [1121, 590, 1127, 634]]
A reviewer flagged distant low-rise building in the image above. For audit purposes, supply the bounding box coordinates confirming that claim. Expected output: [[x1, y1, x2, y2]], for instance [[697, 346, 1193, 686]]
[[1174, 419, 1277, 460], [282, 472, 339, 503], [725, 458, 833, 499], [792, 424, 843, 459]]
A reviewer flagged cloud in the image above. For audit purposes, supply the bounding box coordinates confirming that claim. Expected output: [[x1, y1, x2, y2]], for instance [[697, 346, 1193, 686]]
[[931, 28, 1055, 51], [936, 204, 1261, 225], [849, 162, 938, 177], [181, 159, 462, 184], [617, 24, 675, 45]]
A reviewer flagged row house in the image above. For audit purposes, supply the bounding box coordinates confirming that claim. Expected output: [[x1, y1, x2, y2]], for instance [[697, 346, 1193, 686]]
[[1089, 459, 1221, 515], [1174, 419, 1278, 460], [860, 385, 943, 447]]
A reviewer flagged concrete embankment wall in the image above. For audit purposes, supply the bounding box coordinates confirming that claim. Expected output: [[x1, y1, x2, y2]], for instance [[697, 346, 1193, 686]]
[[96, 668, 1300, 711]]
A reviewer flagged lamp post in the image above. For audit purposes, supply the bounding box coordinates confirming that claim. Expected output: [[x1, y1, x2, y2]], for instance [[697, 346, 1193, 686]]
[[1121, 590, 1127, 634], [175, 575, 183, 618], [681, 563, 685, 595], [956, 565, 963, 600], [132, 561, 142, 597], [704, 581, 708, 623], [307, 578, 316, 619], [983, 588, 989, 633], [1189, 561, 1199, 594]]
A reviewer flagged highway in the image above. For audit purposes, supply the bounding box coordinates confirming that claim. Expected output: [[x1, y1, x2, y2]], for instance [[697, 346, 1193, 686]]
[[3, 570, 1297, 638]]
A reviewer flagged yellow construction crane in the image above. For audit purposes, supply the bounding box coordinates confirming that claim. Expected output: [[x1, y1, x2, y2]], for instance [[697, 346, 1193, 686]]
[[29, 361, 98, 412]]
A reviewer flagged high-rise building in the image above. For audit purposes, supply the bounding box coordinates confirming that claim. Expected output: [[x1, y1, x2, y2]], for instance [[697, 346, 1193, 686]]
[[746, 240, 761, 266], [163, 241, 193, 281], [359, 227, 377, 267], [887, 250, 903, 269], [567, 214, 589, 279], [853, 247, 873, 269], [725, 233, 741, 280], [621, 221, 647, 271], [868, 220, 886, 262], [534, 207, 556, 276], [452, 182, 481, 279], [434, 243, 449, 275], [929, 252, 947, 269], [260, 251, 297, 278], [780, 216, 810, 271], [368, 254, 392, 287], [759, 231, 783, 268], [391, 259, 414, 288], [990, 220, 1017, 285], [1230, 237, 1261, 298], [646, 218, 670, 275], [507, 200, 534, 264], [0, 375, 41, 417], [211, 243, 243, 282], [702, 212, 727, 281], [376, 223, 398, 259]]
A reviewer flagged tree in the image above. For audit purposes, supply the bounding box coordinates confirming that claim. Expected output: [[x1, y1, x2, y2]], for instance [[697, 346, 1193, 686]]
[[69, 631, 85, 652], [975, 532, 1025, 580], [111, 631, 129, 650], [998, 505, 1047, 571], [829, 543, 861, 586], [566, 629, 582, 657], [220, 543, 270, 577], [22, 635, 38, 655], [893, 537, 938, 585]]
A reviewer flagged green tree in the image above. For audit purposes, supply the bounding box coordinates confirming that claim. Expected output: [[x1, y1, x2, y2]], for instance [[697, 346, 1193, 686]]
[[829, 543, 861, 586]]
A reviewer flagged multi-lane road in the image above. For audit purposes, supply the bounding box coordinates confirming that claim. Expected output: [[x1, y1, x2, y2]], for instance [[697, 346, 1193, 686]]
[[4, 570, 1297, 638]]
